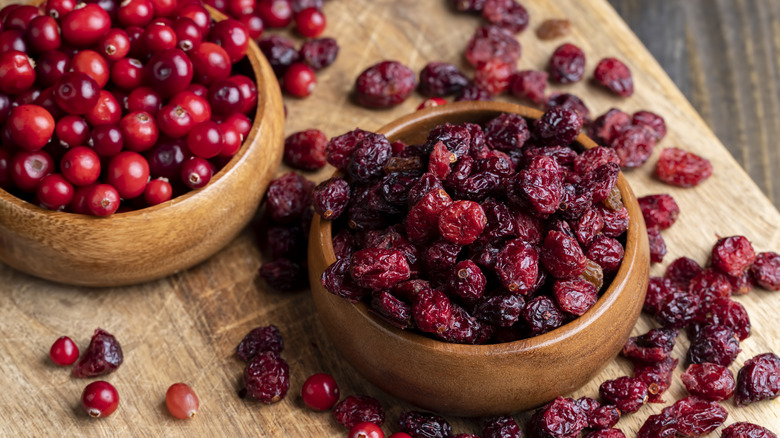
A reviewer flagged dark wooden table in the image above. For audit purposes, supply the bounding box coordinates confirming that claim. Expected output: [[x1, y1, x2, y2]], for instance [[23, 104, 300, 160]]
[[609, 0, 780, 208]]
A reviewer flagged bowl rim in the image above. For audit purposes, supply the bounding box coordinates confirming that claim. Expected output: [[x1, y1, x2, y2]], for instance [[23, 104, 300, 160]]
[[315, 100, 645, 357], [0, 5, 265, 223]]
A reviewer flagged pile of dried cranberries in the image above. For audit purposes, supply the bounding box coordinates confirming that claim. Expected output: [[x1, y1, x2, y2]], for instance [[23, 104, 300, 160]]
[[0, 0, 258, 216]]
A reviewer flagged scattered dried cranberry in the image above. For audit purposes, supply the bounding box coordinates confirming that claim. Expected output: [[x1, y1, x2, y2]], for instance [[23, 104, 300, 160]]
[[482, 0, 528, 33], [283, 129, 327, 170], [589, 108, 631, 146], [464, 25, 521, 67], [528, 397, 588, 438], [299, 37, 339, 71], [687, 324, 741, 366], [482, 415, 521, 438], [398, 411, 452, 438], [244, 351, 289, 404], [693, 297, 751, 341], [418, 62, 470, 97], [236, 325, 283, 362], [354, 60, 416, 108], [711, 235, 756, 277], [508, 70, 547, 104], [632, 110, 666, 140], [334, 395, 385, 429], [665, 257, 703, 288], [593, 58, 633, 97], [638, 194, 679, 230], [722, 422, 778, 438], [533, 106, 583, 147], [655, 147, 713, 187], [455, 82, 494, 101], [735, 352, 780, 406], [313, 177, 350, 220], [536, 18, 571, 40], [634, 356, 678, 403], [583, 430, 625, 438], [73, 328, 123, 378], [751, 251, 780, 290], [474, 58, 514, 95], [599, 376, 648, 413], [681, 362, 735, 401], [610, 125, 655, 168], [647, 227, 667, 264], [548, 43, 585, 84], [622, 328, 678, 363]]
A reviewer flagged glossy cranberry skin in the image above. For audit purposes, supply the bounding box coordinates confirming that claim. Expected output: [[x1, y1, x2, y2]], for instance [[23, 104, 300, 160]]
[[238, 12, 264, 40], [301, 373, 340, 411], [81, 381, 119, 417], [60, 4, 111, 47], [189, 42, 231, 86], [151, 0, 177, 18], [34, 50, 69, 88], [106, 151, 150, 198], [146, 137, 188, 178], [7, 104, 54, 151], [209, 18, 249, 63], [283, 62, 316, 97], [140, 23, 176, 54], [170, 90, 211, 123], [228, 74, 257, 114], [70, 50, 109, 88], [125, 86, 161, 115], [257, 0, 293, 28], [50, 336, 79, 366], [227, 0, 256, 17], [61, 146, 101, 186], [186, 120, 223, 158], [11, 149, 54, 192], [25, 15, 60, 53], [4, 5, 40, 32], [117, 0, 154, 27], [157, 104, 194, 138], [97, 28, 127, 62], [37, 173, 74, 210], [144, 177, 172, 205], [206, 79, 243, 116], [87, 183, 120, 216], [218, 122, 242, 157], [145, 48, 193, 98], [119, 111, 159, 152], [53, 72, 99, 115], [0, 29, 26, 56], [110, 57, 145, 90], [85, 90, 121, 126], [44, 0, 76, 20], [0, 50, 36, 95], [295, 7, 325, 38], [176, 3, 210, 37], [348, 422, 384, 438], [55, 115, 89, 147], [180, 156, 212, 189], [91, 124, 124, 157], [172, 17, 202, 53], [220, 113, 251, 138]]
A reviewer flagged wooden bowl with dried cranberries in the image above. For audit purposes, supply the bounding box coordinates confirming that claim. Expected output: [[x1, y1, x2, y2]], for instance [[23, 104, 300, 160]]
[[308, 101, 650, 416], [0, 4, 284, 286]]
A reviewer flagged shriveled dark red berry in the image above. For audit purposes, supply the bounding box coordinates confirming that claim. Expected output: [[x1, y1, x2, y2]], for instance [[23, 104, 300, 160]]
[[350, 248, 410, 291], [354, 60, 416, 108], [583, 430, 625, 438], [656, 287, 699, 329], [313, 177, 350, 220], [299, 37, 339, 71], [633, 357, 677, 403], [265, 172, 314, 223], [438, 303, 493, 345], [321, 257, 370, 303], [534, 106, 583, 147], [522, 295, 564, 336], [349, 133, 392, 182], [673, 396, 728, 436], [482, 415, 521, 438], [586, 235, 625, 275], [735, 352, 780, 406], [333, 395, 385, 429], [438, 200, 487, 245], [529, 397, 588, 438], [73, 328, 123, 378], [546, 93, 591, 125], [244, 351, 289, 403], [464, 25, 521, 67], [598, 376, 648, 413], [751, 251, 780, 290], [426, 122, 471, 158], [711, 235, 756, 277], [687, 324, 741, 366], [655, 147, 713, 187], [258, 35, 300, 77], [418, 62, 469, 97], [542, 230, 587, 279], [694, 297, 751, 341], [610, 125, 656, 168], [406, 188, 452, 244], [638, 194, 679, 230], [455, 82, 493, 102], [647, 227, 667, 264], [236, 325, 283, 362], [548, 43, 585, 83], [473, 293, 524, 327], [412, 288, 452, 334], [484, 112, 529, 152], [637, 407, 677, 438], [621, 328, 678, 363], [508, 70, 547, 104], [632, 110, 666, 140], [326, 128, 370, 170], [688, 268, 733, 302], [398, 411, 452, 438], [665, 257, 703, 288], [644, 277, 678, 316], [448, 259, 486, 302], [474, 58, 514, 95], [722, 422, 778, 438], [593, 58, 633, 97], [283, 129, 327, 171], [681, 362, 735, 401], [494, 238, 538, 294], [481, 0, 528, 33], [370, 290, 413, 329], [553, 278, 597, 316], [589, 108, 631, 146]]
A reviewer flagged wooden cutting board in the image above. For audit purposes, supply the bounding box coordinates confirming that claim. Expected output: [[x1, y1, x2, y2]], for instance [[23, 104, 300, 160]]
[[1, 0, 779, 436]]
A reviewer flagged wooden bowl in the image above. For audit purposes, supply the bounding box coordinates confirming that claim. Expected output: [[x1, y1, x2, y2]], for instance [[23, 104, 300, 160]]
[[308, 101, 650, 417], [0, 8, 284, 287]]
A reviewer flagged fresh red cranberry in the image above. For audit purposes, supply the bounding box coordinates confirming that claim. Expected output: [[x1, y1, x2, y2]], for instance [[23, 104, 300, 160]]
[[4, 5, 40, 32], [218, 122, 242, 157], [37, 173, 74, 210], [189, 42, 232, 86], [294, 7, 326, 38], [0, 4, 21, 23], [209, 18, 249, 63], [81, 381, 119, 418], [69, 50, 109, 89], [180, 156, 212, 189], [283, 62, 316, 97], [228, 74, 258, 114], [87, 183, 120, 216], [594, 57, 633, 97], [49, 336, 80, 366], [126, 86, 162, 115], [85, 90, 121, 126], [207, 79, 244, 116], [44, 0, 77, 20], [187, 121, 223, 158], [91, 124, 124, 157], [61, 146, 101, 186], [106, 151, 150, 198], [0, 30, 28, 55], [53, 71, 100, 115], [11, 149, 53, 192], [257, 0, 293, 28], [12, 88, 42, 107], [146, 137, 188, 178], [220, 112, 250, 137], [117, 0, 154, 27], [226, 0, 256, 17], [144, 177, 172, 205], [123, 25, 146, 58], [549, 43, 586, 83], [172, 16, 202, 52], [0, 50, 36, 95], [110, 57, 145, 90], [151, 0, 177, 18], [299, 37, 339, 71], [25, 15, 61, 53], [187, 83, 208, 96], [33, 50, 69, 88], [120, 110, 159, 152], [348, 423, 384, 438], [143, 23, 178, 52], [170, 90, 211, 123], [238, 12, 264, 40], [6, 104, 54, 151], [301, 373, 340, 411], [354, 61, 416, 108], [60, 4, 111, 47], [146, 48, 194, 97], [176, 3, 211, 38], [157, 104, 194, 138]]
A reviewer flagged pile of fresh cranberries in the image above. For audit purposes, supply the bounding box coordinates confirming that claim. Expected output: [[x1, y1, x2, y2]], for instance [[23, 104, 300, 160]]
[[0, 0, 258, 216]]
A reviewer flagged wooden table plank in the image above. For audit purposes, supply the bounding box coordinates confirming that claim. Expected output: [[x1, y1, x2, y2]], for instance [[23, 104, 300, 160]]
[[0, 0, 779, 436]]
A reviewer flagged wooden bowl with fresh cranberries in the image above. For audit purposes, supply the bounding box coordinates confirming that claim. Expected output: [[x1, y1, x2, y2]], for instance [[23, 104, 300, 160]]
[[308, 101, 650, 416], [0, 2, 284, 286]]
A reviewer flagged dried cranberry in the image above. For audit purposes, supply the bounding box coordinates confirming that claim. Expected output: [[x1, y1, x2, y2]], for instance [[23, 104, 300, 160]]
[[313, 177, 350, 220], [508, 70, 547, 105], [438, 303, 493, 344], [511, 164, 563, 215], [528, 397, 588, 438], [522, 295, 564, 336], [482, 415, 522, 438], [398, 411, 452, 438], [647, 227, 667, 264], [464, 25, 521, 67], [369, 290, 413, 329], [622, 328, 678, 362], [354, 60, 416, 108], [656, 286, 699, 329], [583, 430, 625, 438], [553, 278, 597, 316], [632, 110, 666, 140], [494, 238, 539, 294], [482, 0, 528, 33], [349, 248, 410, 290], [283, 129, 327, 171], [73, 328, 123, 378], [437, 200, 487, 245], [681, 363, 735, 401], [257, 35, 299, 77], [687, 324, 741, 366], [426, 123, 472, 158], [589, 108, 631, 145], [236, 325, 284, 362], [610, 125, 656, 168], [542, 230, 587, 279], [633, 357, 678, 403], [447, 259, 486, 303], [548, 43, 585, 83], [655, 147, 713, 187], [265, 172, 314, 223], [673, 396, 728, 436], [735, 352, 780, 406], [693, 297, 751, 341], [546, 92, 591, 124], [533, 106, 583, 147], [326, 128, 370, 170], [418, 62, 470, 97], [593, 58, 633, 97], [722, 422, 778, 438], [484, 113, 530, 152], [321, 257, 370, 303], [688, 269, 733, 302], [349, 133, 392, 182], [665, 257, 703, 288], [406, 188, 452, 244], [474, 58, 514, 95], [598, 376, 647, 413], [412, 288, 452, 334], [455, 82, 493, 101], [638, 194, 679, 230], [299, 37, 339, 71], [474, 293, 524, 327], [751, 251, 780, 290], [711, 235, 756, 277], [637, 407, 677, 438], [331, 395, 384, 429], [244, 351, 289, 403]]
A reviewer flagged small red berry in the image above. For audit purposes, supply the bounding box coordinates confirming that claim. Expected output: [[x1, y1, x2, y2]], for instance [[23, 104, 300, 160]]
[[99, 28, 131, 61], [60, 4, 111, 47], [81, 381, 119, 418], [0, 50, 36, 95], [6, 104, 54, 151], [87, 184, 121, 216], [294, 7, 326, 38], [217, 123, 242, 157], [283, 62, 316, 97], [189, 42, 232, 86], [107, 151, 150, 199], [37, 174, 74, 210], [49, 336, 79, 366], [119, 111, 159, 152], [348, 422, 384, 438], [61, 146, 101, 186], [301, 373, 340, 411], [157, 104, 195, 138], [70, 50, 109, 88], [180, 156, 212, 189], [187, 121, 224, 158], [165, 382, 199, 419], [11, 149, 54, 192], [144, 178, 172, 205], [257, 0, 293, 28]]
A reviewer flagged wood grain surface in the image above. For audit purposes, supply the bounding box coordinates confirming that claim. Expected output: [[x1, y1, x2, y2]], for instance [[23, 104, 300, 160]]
[[608, 0, 780, 209], [0, 0, 779, 436]]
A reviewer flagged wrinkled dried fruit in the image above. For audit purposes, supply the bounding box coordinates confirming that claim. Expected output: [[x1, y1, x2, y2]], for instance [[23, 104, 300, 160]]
[[751, 251, 780, 290], [398, 410, 452, 438], [647, 227, 667, 264], [350, 248, 411, 290], [313, 177, 351, 220], [266, 172, 314, 223], [722, 422, 778, 438], [711, 235, 756, 277], [633, 357, 678, 403], [681, 362, 735, 401], [553, 278, 597, 316], [622, 328, 678, 363], [529, 397, 588, 438], [333, 395, 385, 428], [687, 324, 741, 366], [548, 43, 585, 83], [522, 295, 564, 336], [354, 60, 417, 108], [494, 238, 539, 294], [418, 62, 470, 97], [236, 325, 284, 362], [509, 70, 548, 104], [541, 230, 587, 279], [735, 352, 780, 406], [534, 106, 583, 147], [464, 25, 522, 67], [244, 351, 289, 403], [655, 147, 713, 187], [638, 194, 679, 230], [73, 328, 123, 378], [598, 376, 648, 413], [482, 0, 529, 33], [412, 288, 452, 334], [283, 129, 327, 170], [593, 58, 633, 97]]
